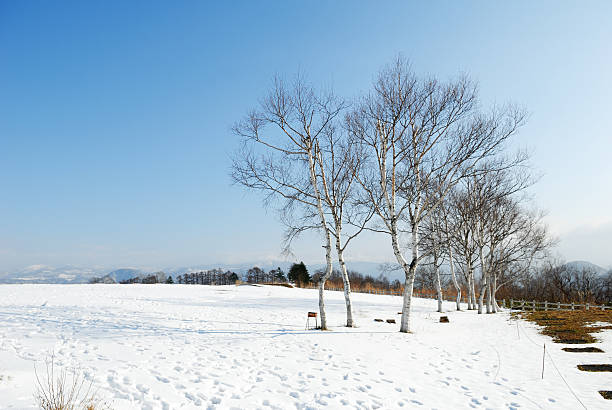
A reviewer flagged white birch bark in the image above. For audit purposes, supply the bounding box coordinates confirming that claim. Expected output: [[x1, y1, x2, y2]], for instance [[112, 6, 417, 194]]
[[308, 144, 334, 330], [467, 273, 473, 310], [477, 277, 487, 314], [435, 265, 443, 313], [448, 246, 461, 311], [335, 234, 354, 327], [477, 246, 488, 314], [467, 264, 475, 310], [318, 228, 333, 329], [397, 226, 418, 333], [486, 276, 493, 314], [491, 274, 499, 313], [470, 275, 477, 309]]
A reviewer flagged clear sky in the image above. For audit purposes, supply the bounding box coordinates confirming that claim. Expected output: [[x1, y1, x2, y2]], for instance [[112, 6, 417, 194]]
[[1, 1, 611, 272]]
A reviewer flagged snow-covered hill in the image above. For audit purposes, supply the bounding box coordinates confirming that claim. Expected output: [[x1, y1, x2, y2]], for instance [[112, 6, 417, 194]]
[[0, 264, 108, 284], [563, 260, 607, 275]]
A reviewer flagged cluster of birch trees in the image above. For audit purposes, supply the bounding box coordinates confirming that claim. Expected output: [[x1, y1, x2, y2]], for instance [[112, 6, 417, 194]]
[[232, 57, 551, 333]]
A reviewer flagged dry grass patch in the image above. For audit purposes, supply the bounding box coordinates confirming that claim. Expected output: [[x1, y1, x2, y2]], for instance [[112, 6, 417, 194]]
[[577, 364, 612, 372], [562, 347, 604, 353], [516, 310, 612, 344], [600, 391, 612, 400], [263, 283, 294, 288], [34, 355, 110, 410]]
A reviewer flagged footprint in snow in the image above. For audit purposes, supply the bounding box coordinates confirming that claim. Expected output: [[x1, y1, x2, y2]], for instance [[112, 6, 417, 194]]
[[136, 384, 150, 394], [410, 399, 423, 406], [183, 392, 201, 405]]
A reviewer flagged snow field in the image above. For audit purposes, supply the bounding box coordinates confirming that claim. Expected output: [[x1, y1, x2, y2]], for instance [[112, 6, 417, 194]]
[[0, 284, 610, 409]]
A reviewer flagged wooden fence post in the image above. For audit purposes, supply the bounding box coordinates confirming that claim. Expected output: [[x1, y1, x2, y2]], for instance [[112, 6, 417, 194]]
[[571, 302, 574, 310], [586, 303, 590, 311], [544, 301, 548, 311], [557, 301, 561, 310], [510, 299, 513, 309], [532, 300, 536, 312]]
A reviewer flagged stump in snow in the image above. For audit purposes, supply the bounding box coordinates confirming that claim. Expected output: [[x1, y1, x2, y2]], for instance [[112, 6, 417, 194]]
[[386, 319, 396, 324], [440, 316, 450, 323], [374, 319, 383, 322]]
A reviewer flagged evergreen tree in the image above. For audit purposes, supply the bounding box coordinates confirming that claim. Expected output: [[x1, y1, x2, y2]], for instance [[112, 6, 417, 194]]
[[273, 267, 287, 282], [166, 276, 174, 284], [288, 262, 310, 286]]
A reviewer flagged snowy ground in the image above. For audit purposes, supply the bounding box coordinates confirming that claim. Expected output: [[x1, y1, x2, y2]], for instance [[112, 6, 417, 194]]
[[0, 284, 610, 409]]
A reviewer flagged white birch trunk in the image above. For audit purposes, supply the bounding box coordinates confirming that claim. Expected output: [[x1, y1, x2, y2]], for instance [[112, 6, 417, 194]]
[[470, 271, 477, 309], [467, 276, 472, 310], [435, 264, 443, 313], [477, 276, 487, 314], [397, 227, 418, 333], [448, 247, 461, 311], [466, 263, 475, 310], [486, 276, 493, 314], [491, 274, 499, 313], [307, 144, 333, 330], [318, 229, 334, 330], [478, 247, 488, 314], [335, 235, 355, 327], [390, 220, 416, 333]]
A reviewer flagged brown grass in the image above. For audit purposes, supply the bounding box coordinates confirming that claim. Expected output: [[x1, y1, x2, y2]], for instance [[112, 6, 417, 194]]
[[34, 355, 111, 410], [263, 283, 294, 288], [516, 310, 612, 344], [577, 364, 612, 372], [600, 391, 612, 400], [562, 347, 604, 353]]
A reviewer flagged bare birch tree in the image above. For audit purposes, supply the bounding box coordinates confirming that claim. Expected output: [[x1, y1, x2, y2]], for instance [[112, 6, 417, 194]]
[[440, 191, 463, 310], [421, 188, 448, 312], [461, 160, 549, 314], [231, 75, 345, 330], [347, 57, 526, 332], [315, 129, 373, 327], [447, 187, 480, 310], [283, 124, 372, 327]]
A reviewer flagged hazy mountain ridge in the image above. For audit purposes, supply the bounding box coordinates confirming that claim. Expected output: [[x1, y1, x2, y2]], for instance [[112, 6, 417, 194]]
[[0, 260, 392, 284], [562, 260, 607, 275], [2, 260, 606, 284]]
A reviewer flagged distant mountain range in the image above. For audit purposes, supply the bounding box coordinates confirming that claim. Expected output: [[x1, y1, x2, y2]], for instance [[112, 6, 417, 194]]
[[0, 264, 109, 284], [562, 260, 607, 275], [0, 260, 393, 284], [0, 260, 607, 284]]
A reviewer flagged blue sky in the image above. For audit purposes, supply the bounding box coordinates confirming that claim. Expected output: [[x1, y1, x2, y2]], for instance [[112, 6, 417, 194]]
[[1, 1, 611, 272]]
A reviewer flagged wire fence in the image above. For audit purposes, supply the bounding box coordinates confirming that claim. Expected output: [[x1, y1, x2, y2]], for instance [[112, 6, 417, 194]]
[[312, 286, 611, 312], [505, 299, 611, 312]]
